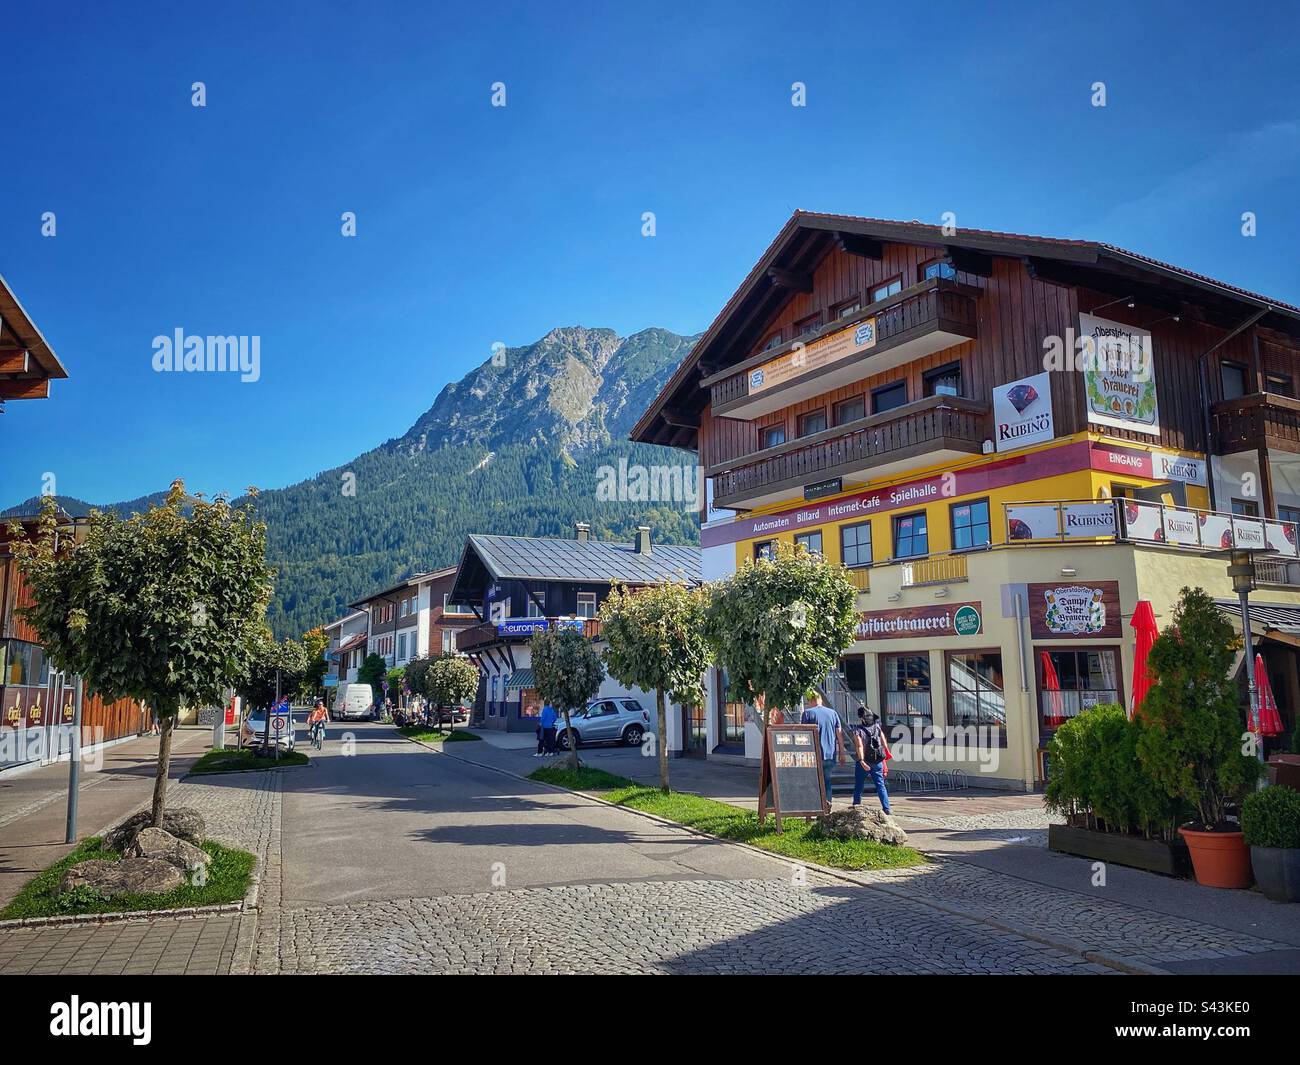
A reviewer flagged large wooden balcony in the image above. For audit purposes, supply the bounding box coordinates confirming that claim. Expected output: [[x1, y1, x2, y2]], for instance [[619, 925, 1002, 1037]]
[[1212, 392, 1300, 455], [708, 396, 990, 511], [704, 278, 980, 420]]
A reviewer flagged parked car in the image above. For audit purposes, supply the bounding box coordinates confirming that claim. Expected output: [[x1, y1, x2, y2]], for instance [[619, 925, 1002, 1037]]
[[333, 683, 377, 721], [556, 697, 651, 750], [241, 707, 296, 750]]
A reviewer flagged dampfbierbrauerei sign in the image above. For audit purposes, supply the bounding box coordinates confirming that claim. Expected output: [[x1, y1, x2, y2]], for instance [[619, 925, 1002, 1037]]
[[857, 602, 983, 640], [1028, 580, 1122, 639], [758, 724, 826, 831]]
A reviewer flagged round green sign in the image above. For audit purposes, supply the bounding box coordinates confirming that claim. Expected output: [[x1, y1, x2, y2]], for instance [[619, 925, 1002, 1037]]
[[953, 605, 982, 637]]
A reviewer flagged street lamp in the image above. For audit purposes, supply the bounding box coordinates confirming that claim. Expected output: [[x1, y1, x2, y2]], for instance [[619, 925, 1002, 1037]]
[[1227, 549, 1264, 764]]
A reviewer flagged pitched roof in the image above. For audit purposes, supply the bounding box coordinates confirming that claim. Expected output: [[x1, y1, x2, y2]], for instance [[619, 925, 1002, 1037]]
[[456, 533, 701, 591], [631, 211, 1300, 446]]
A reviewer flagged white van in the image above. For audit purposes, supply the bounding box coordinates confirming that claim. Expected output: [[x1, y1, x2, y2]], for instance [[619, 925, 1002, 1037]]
[[334, 683, 376, 721]]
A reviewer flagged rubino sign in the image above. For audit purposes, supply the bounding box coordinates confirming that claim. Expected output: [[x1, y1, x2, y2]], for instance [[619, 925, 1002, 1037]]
[[747, 317, 876, 396], [857, 602, 983, 641], [1006, 501, 1117, 541], [992, 371, 1053, 452], [1029, 581, 1122, 639]]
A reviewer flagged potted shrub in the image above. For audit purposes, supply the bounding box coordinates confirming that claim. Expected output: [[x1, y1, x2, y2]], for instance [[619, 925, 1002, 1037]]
[[1242, 785, 1300, 902], [1136, 587, 1262, 888]]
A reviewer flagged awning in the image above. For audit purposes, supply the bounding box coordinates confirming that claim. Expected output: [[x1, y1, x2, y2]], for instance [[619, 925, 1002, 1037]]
[[505, 669, 536, 690], [1216, 599, 1300, 635], [328, 632, 367, 660]]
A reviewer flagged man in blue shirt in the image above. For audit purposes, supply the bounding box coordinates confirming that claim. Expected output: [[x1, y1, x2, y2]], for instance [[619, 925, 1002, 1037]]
[[801, 691, 846, 806], [538, 702, 559, 756]]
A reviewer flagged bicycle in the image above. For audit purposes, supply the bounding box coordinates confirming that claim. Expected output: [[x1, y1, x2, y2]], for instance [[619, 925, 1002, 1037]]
[[310, 721, 325, 749]]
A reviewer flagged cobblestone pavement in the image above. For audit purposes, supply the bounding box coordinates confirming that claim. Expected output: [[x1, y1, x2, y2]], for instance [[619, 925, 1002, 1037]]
[[0, 767, 279, 976], [269, 877, 1112, 975]]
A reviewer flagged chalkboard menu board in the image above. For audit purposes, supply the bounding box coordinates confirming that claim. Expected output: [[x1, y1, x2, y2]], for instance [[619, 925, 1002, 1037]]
[[758, 724, 827, 831]]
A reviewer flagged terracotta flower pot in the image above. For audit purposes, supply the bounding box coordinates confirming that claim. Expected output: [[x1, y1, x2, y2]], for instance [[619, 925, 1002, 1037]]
[[1179, 826, 1253, 889]]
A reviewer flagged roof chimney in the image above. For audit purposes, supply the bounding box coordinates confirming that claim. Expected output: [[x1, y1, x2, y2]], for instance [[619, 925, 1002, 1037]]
[[635, 526, 652, 555], [575, 522, 591, 542]]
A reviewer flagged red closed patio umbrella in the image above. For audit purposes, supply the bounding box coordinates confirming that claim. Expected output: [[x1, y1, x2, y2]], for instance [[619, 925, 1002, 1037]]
[[1253, 653, 1285, 737], [1040, 651, 1066, 728], [1129, 600, 1159, 719]]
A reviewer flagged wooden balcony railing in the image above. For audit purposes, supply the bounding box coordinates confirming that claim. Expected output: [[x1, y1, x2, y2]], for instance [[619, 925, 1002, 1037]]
[[710, 396, 989, 509], [454, 622, 500, 652], [1212, 392, 1300, 455], [707, 278, 979, 411]]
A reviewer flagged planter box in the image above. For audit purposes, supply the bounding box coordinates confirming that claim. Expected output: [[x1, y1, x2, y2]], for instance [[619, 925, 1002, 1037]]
[[1048, 823, 1191, 877], [1250, 846, 1300, 903]]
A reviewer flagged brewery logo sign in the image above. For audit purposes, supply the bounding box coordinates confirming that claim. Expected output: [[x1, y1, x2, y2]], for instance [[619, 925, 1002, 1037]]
[[1029, 581, 1122, 639]]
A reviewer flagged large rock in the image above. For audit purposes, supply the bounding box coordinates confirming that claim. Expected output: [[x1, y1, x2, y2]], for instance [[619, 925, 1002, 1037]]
[[815, 806, 910, 846], [104, 807, 206, 851], [127, 827, 210, 873], [58, 857, 186, 898]]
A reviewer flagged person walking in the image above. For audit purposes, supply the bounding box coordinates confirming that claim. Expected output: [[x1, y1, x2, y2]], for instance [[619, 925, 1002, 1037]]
[[850, 707, 891, 814], [537, 702, 559, 757], [800, 690, 845, 807]]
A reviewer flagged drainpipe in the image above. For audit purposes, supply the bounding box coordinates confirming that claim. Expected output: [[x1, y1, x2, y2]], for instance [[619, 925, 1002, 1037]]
[[1015, 592, 1036, 790]]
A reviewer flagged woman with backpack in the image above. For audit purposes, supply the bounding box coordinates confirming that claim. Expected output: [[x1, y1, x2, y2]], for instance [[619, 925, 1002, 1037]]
[[851, 707, 892, 814]]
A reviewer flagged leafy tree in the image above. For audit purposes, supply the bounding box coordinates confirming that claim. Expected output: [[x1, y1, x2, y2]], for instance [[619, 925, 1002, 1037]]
[[10, 483, 272, 826], [403, 655, 433, 704], [237, 635, 310, 711], [702, 543, 857, 727], [357, 652, 387, 704], [531, 627, 604, 770], [599, 582, 709, 792], [298, 626, 329, 700], [1135, 586, 1262, 828], [387, 666, 406, 703], [425, 655, 480, 734]]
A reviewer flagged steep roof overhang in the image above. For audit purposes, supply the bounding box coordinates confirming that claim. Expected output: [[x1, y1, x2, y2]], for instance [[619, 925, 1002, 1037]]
[[629, 211, 1300, 448], [0, 273, 68, 405]]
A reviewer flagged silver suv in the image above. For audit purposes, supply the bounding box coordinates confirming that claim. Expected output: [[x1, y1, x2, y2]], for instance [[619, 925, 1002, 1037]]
[[556, 697, 650, 750]]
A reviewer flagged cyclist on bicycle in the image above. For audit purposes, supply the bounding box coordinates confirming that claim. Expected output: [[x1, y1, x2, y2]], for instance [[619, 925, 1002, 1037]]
[[308, 699, 328, 746]]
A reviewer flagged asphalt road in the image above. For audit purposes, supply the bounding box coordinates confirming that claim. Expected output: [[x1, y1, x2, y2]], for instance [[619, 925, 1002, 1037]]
[[278, 721, 780, 907]]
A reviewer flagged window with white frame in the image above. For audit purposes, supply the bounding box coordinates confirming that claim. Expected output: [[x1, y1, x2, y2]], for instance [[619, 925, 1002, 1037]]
[[577, 592, 597, 619]]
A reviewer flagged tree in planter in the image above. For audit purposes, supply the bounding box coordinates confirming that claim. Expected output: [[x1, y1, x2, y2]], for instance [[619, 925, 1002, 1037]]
[[387, 666, 406, 706], [1135, 586, 1262, 829], [599, 582, 709, 792], [531, 627, 604, 770], [10, 484, 272, 826], [702, 543, 858, 728], [298, 626, 329, 702], [237, 634, 311, 711], [425, 655, 479, 734]]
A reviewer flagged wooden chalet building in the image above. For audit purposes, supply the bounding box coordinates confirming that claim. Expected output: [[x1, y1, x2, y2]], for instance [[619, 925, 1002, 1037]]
[[633, 211, 1300, 787], [0, 273, 67, 410], [449, 524, 701, 737]]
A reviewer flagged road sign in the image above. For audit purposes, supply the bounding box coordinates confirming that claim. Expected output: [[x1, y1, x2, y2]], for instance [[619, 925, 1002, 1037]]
[[271, 714, 288, 735]]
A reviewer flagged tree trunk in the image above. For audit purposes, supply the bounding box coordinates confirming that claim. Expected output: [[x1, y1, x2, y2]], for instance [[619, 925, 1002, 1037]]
[[656, 687, 669, 793], [563, 708, 578, 771], [151, 710, 175, 826]]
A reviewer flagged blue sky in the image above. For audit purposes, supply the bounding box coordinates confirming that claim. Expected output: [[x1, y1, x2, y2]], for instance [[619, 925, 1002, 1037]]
[[3, 0, 1298, 504]]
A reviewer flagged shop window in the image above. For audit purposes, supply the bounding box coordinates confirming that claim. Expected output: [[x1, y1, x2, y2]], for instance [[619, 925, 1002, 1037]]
[[839, 654, 867, 706], [893, 511, 928, 559], [576, 591, 597, 619], [798, 410, 828, 437], [840, 521, 872, 568], [754, 540, 777, 561], [872, 277, 903, 302], [1, 640, 48, 687], [833, 396, 866, 426], [761, 423, 787, 449], [882, 654, 933, 730], [794, 530, 823, 556], [924, 362, 962, 398], [717, 668, 747, 745], [921, 259, 957, 281], [1220, 360, 1248, 401], [872, 380, 908, 413], [950, 499, 991, 550], [947, 651, 1007, 741], [1038, 648, 1120, 730], [1265, 372, 1294, 397]]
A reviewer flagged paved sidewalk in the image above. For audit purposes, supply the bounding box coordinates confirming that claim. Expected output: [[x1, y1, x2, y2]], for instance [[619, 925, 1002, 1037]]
[[446, 736, 1300, 971], [0, 727, 215, 908]]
